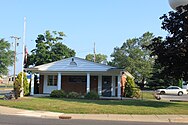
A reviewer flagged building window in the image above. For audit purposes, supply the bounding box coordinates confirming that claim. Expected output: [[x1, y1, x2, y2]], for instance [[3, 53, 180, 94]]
[[47, 75, 57, 86]]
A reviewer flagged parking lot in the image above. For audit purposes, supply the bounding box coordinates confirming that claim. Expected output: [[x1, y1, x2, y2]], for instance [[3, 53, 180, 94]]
[[161, 94, 188, 102]]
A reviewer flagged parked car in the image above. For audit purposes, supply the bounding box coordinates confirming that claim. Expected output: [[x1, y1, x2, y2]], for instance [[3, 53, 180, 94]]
[[156, 86, 187, 96]]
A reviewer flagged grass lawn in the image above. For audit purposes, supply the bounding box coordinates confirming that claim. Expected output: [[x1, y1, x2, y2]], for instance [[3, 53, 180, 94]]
[[142, 91, 155, 100], [0, 88, 13, 91], [0, 96, 188, 115], [0, 84, 13, 90]]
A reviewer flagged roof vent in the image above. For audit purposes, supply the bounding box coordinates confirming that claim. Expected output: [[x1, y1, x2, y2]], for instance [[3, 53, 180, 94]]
[[70, 58, 77, 66]]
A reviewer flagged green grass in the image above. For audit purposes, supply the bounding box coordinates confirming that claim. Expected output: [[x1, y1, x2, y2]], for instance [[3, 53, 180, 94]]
[[0, 83, 13, 87], [0, 97, 188, 115], [142, 91, 155, 100], [0, 88, 13, 91]]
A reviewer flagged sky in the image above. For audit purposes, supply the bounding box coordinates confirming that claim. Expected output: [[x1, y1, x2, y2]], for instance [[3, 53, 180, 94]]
[[0, 0, 173, 75]]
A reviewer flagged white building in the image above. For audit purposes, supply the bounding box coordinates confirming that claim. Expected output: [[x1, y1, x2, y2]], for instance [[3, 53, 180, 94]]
[[27, 57, 123, 97]]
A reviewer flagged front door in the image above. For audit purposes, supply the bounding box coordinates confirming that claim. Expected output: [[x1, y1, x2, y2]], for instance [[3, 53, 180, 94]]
[[39, 75, 44, 94], [102, 76, 112, 97], [34, 75, 39, 94]]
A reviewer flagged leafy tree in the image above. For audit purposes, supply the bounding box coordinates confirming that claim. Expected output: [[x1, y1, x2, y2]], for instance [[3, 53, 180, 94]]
[[85, 53, 107, 64], [0, 39, 14, 76], [14, 72, 29, 99], [148, 63, 178, 89], [26, 30, 76, 67], [110, 32, 155, 88], [147, 5, 188, 81]]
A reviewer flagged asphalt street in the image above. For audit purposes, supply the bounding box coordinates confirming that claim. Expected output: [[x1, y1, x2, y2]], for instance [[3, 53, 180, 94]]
[[161, 94, 188, 101], [0, 90, 12, 95], [0, 114, 187, 125]]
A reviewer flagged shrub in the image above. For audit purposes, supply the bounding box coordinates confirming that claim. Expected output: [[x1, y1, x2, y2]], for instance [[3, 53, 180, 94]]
[[85, 91, 99, 100], [67, 92, 81, 99], [178, 79, 183, 88], [125, 76, 141, 98], [132, 88, 141, 98], [50, 90, 65, 98], [14, 72, 30, 99]]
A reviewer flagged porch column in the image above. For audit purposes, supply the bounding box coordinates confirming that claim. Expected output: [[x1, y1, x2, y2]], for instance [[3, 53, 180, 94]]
[[57, 72, 61, 90], [98, 75, 102, 96], [117, 75, 121, 97], [111, 76, 115, 96], [30, 73, 34, 95], [86, 73, 90, 93]]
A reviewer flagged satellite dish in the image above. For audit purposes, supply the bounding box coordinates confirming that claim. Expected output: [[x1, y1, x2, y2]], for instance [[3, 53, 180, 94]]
[[169, 0, 188, 10]]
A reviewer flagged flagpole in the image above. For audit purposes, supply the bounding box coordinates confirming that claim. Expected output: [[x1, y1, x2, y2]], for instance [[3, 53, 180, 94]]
[[20, 17, 26, 97]]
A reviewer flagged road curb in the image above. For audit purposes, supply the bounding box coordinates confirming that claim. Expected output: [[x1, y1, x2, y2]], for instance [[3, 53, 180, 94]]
[[170, 118, 188, 123], [57, 114, 188, 123], [2, 113, 188, 123]]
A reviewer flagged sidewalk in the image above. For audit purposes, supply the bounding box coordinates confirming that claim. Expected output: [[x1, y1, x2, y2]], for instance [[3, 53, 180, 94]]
[[0, 106, 188, 123]]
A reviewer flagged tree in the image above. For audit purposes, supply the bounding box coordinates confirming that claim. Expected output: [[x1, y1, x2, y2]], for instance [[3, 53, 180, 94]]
[[26, 31, 76, 67], [0, 39, 14, 76], [148, 62, 178, 89], [147, 5, 188, 81], [85, 53, 107, 64], [14, 72, 29, 99], [110, 32, 155, 88]]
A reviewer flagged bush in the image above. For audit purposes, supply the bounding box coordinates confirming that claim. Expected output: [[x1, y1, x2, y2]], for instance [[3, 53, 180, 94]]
[[14, 72, 30, 99], [178, 79, 183, 88], [125, 76, 141, 98], [50, 90, 65, 98], [85, 91, 99, 100], [132, 88, 141, 98], [67, 92, 81, 99]]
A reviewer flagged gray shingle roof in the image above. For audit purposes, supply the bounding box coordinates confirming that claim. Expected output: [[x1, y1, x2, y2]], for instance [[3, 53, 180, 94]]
[[28, 57, 121, 72]]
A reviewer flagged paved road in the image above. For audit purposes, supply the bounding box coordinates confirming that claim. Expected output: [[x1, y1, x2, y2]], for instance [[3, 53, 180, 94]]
[[142, 90, 188, 101], [0, 114, 187, 125], [0, 87, 13, 95], [0, 90, 12, 95], [161, 94, 188, 101]]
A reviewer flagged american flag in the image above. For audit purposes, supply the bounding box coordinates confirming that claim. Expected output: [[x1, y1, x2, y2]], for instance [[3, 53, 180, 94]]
[[24, 46, 28, 64]]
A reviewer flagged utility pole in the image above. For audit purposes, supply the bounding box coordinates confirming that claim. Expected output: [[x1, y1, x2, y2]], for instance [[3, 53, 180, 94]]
[[93, 42, 96, 62], [11, 36, 20, 83]]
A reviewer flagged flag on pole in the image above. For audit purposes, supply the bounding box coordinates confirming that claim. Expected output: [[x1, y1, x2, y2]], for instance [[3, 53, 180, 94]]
[[24, 46, 28, 64]]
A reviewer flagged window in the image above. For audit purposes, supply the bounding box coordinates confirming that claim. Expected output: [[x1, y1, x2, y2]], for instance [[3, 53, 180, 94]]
[[172, 87, 179, 89], [47, 75, 57, 86]]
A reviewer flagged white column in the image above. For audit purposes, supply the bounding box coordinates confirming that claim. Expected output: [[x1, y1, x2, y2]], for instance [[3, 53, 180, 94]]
[[57, 73, 61, 90], [30, 73, 34, 95], [117, 75, 121, 97], [98, 75, 102, 96], [86, 73, 90, 93], [111, 76, 115, 96], [43, 75, 47, 93]]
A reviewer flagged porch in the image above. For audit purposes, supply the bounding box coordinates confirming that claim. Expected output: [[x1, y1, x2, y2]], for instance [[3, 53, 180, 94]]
[[30, 73, 122, 97]]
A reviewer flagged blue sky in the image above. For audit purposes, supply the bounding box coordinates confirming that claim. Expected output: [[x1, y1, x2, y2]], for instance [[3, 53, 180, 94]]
[[0, 0, 172, 74]]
